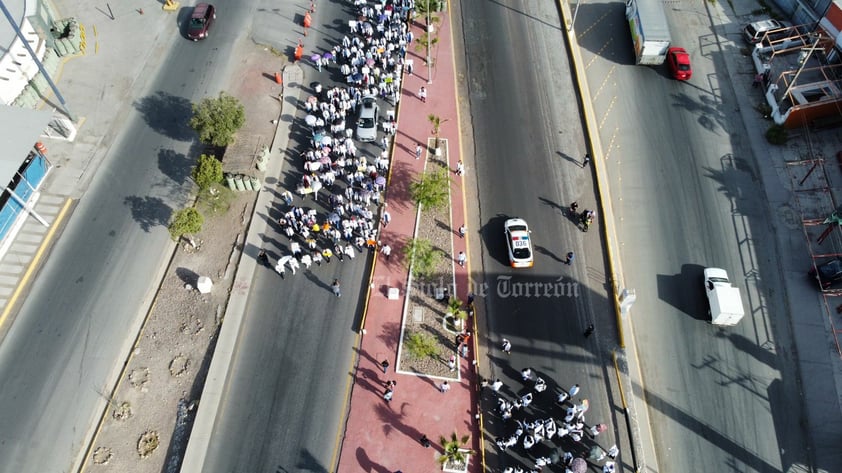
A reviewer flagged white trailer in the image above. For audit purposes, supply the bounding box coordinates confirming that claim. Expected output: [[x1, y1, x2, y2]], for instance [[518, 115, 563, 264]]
[[704, 267, 745, 326], [625, 0, 672, 65]]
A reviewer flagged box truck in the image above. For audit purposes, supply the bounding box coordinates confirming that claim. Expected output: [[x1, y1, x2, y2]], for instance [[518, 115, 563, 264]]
[[704, 268, 745, 326], [625, 0, 672, 65]]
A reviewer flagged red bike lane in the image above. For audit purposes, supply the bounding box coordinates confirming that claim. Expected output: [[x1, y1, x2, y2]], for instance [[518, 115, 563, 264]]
[[336, 7, 481, 473]]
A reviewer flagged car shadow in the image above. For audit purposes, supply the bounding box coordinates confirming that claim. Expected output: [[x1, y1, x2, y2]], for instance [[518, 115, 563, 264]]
[[480, 214, 514, 267]]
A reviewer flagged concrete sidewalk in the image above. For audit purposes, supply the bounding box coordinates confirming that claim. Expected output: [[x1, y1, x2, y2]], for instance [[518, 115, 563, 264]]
[[336, 7, 482, 472]]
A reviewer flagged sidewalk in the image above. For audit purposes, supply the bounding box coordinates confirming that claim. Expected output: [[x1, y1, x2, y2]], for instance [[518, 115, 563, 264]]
[[337, 7, 481, 472]]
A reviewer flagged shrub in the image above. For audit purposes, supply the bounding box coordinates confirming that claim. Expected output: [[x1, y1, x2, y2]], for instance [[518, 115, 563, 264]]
[[765, 124, 787, 145], [405, 332, 440, 359], [192, 154, 223, 190], [168, 207, 204, 241], [402, 238, 442, 279], [410, 168, 450, 210]]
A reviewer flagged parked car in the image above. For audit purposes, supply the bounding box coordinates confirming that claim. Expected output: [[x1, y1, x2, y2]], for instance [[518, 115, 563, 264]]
[[809, 257, 842, 289], [743, 19, 786, 44], [504, 218, 533, 268], [356, 95, 379, 142], [187, 3, 216, 41], [666, 47, 692, 81]]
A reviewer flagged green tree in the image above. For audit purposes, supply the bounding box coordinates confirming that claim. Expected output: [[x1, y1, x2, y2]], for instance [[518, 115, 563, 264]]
[[405, 332, 440, 359], [192, 154, 223, 190], [168, 207, 204, 242], [437, 432, 474, 468], [410, 168, 450, 210], [402, 238, 441, 279], [189, 92, 246, 147]]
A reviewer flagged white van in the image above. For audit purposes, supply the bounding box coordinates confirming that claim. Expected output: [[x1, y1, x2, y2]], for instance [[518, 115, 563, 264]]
[[704, 268, 745, 326], [743, 19, 786, 44]]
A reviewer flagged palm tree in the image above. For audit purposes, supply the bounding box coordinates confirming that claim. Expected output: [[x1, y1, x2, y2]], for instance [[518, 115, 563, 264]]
[[437, 432, 474, 469], [428, 114, 449, 151]]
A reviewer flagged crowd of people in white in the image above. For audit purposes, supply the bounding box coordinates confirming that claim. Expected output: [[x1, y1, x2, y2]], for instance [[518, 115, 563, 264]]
[[488, 361, 620, 473], [263, 0, 418, 278]]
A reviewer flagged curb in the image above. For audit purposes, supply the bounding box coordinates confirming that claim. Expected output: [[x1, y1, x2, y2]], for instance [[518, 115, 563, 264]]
[[557, 1, 653, 471]]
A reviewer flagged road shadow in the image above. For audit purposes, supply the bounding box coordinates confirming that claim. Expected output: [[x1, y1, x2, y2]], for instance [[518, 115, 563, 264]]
[[123, 195, 172, 232], [656, 263, 708, 321], [555, 150, 581, 167], [574, 2, 635, 65], [157, 148, 193, 186], [133, 91, 194, 141], [534, 245, 565, 263], [480, 214, 513, 267]]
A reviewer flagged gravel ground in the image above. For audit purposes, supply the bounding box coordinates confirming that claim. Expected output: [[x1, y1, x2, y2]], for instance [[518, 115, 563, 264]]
[[399, 139, 462, 378], [81, 44, 282, 473]]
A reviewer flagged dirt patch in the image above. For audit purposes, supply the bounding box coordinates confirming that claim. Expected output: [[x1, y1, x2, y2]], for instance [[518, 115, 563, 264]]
[[399, 139, 461, 378]]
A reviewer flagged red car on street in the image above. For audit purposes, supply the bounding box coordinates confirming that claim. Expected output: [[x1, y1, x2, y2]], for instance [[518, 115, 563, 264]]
[[187, 3, 216, 41], [667, 47, 692, 81]]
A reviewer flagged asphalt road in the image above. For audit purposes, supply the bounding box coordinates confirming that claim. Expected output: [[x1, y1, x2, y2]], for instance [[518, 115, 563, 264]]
[[453, 1, 626, 470], [575, 0, 810, 471], [198, 249, 367, 473], [0, 2, 252, 472], [198, 1, 374, 471]]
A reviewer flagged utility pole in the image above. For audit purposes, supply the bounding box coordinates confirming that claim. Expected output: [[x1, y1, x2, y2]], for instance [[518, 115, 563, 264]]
[[426, 0, 432, 84]]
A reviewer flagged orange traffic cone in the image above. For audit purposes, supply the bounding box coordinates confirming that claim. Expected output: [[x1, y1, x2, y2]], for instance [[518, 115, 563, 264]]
[[294, 40, 303, 62], [274, 72, 282, 84]]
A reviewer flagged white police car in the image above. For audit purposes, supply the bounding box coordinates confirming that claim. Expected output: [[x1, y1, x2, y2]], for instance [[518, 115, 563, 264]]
[[504, 218, 533, 268]]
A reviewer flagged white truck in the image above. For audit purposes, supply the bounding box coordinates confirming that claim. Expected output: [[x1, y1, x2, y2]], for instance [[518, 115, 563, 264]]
[[704, 268, 745, 326], [625, 0, 672, 65]]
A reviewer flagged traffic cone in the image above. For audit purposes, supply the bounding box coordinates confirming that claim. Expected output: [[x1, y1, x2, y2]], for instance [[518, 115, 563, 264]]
[[294, 40, 303, 62]]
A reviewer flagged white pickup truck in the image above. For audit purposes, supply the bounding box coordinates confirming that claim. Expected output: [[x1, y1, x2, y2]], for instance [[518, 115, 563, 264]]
[[704, 268, 745, 326]]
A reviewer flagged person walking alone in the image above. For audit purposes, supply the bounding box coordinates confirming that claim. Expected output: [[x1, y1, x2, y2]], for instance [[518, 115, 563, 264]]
[[415, 143, 423, 160], [332, 278, 341, 297], [419, 86, 427, 103], [565, 251, 574, 265], [380, 244, 392, 260], [457, 251, 467, 267], [501, 338, 512, 355], [582, 153, 591, 167], [583, 323, 595, 338]]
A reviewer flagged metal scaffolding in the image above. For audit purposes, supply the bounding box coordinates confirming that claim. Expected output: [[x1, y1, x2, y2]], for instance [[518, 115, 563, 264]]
[[785, 127, 842, 356]]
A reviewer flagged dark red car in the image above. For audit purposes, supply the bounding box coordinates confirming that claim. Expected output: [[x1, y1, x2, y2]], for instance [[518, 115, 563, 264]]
[[187, 3, 216, 41], [667, 47, 692, 81]]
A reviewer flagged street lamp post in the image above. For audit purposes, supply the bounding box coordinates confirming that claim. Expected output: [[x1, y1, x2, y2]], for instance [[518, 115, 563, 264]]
[[426, 1, 432, 84]]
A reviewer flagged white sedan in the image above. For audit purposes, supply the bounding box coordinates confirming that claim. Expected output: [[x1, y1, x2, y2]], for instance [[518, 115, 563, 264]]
[[504, 218, 533, 268]]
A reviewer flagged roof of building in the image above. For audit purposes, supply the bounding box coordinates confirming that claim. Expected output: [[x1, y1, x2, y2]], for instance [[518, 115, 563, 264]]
[[0, 0, 28, 56], [0, 106, 53, 185]]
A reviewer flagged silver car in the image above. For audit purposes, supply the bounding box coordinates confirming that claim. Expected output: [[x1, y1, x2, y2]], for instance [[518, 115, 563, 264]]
[[356, 95, 379, 142]]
